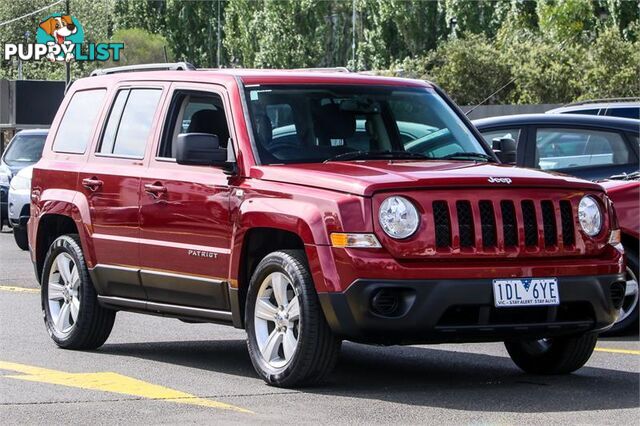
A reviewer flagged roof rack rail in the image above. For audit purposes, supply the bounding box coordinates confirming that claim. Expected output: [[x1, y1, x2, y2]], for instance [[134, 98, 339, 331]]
[[290, 67, 350, 73], [563, 97, 640, 107], [90, 62, 196, 77]]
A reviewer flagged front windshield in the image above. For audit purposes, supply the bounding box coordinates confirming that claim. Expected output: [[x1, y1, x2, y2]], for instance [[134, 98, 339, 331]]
[[244, 85, 490, 165], [3, 133, 46, 165]]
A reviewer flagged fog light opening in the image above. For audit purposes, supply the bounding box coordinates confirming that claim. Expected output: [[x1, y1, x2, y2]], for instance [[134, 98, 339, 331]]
[[371, 288, 400, 317]]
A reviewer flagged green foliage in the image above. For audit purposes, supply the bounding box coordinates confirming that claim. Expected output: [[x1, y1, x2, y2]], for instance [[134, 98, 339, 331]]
[[0, 0, 113, 80], [395, 34, 513, 105], [580, 26, 640, 99], [537, 0, 596, 42], [505, 37, 587, 103], [1, 0, 638, 104], [104, 28, 171, 66]]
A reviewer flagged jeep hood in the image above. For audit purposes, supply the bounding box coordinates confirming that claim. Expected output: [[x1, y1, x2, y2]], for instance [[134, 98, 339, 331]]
[[250, 160, 602, 197]]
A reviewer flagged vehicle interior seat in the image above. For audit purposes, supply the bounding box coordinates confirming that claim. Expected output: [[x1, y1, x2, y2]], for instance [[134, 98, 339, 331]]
[[187, 108, 230, 148]]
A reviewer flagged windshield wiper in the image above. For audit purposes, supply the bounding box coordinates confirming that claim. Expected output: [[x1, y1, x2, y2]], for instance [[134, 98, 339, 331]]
[[608, 171, 639, 181], [324, 150, 429, 163], [440, 152, 494, 162]]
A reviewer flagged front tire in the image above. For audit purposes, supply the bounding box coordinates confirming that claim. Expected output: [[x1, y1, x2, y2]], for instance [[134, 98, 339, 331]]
[[13, 227, 29, 251], [603, 249, 639, 335], [245, 250, 340, 387], [41, 234, 115, 349], [505, 333, 597, 374]]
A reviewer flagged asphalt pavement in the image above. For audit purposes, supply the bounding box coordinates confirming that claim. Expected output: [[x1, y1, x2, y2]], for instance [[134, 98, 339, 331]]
[[0, 229, 638, 424]]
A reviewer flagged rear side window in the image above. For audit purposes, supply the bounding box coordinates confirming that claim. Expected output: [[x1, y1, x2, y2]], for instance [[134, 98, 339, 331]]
[[99, 88, 162, 158], [53, 89, 106, 154], [607, 107, 640, 120], [566, 108, 600, 116], [535, 127, 636, 171]]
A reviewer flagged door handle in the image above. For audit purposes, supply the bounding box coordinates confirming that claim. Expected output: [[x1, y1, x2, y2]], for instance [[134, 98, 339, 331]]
[[82, 177, 103, 191], [144, 182, 167, 197]]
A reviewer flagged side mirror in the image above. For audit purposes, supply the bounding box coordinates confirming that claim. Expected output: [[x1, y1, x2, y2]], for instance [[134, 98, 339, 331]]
[[176, 133, 227, 166], [492, 137, 517, 164]]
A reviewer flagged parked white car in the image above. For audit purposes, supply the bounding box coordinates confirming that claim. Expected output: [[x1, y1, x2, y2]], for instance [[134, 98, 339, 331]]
[[8, 165, 33, 250]]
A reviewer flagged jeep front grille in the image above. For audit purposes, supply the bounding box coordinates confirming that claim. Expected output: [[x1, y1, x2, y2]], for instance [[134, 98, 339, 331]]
[[432, 198, 578, 252]]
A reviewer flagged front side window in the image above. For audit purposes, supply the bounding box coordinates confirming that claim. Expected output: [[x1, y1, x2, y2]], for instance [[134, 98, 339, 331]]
[[53, 89, 106, 154], [244, 85, 490, 165], [535, 127, 636, 171], [3, 133, 47, 166], [99, 88, 162, 158], [158, 91, 229, 159]]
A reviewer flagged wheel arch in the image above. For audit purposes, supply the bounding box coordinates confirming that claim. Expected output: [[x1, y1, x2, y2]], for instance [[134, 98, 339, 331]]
[[33, 194, 94, 283], [230, 225, 308, 329]]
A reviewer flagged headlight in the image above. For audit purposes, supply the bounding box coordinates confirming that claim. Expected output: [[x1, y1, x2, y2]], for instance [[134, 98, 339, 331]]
[[378, 196, 420, 239], [578, 195, 603, 237], [10, 175, 31, 191]]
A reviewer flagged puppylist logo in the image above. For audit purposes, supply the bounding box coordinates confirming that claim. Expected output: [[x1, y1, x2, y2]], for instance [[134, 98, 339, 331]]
[[3, 13, 123, 63]]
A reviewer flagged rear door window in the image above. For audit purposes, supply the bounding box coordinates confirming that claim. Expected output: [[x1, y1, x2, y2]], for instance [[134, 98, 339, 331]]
[[53, 89, 106, 154], [98, 88, 162, 158], [535, 127, 636, 171]]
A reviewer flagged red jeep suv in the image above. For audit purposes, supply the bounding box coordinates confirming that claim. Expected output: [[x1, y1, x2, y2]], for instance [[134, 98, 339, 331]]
[[29, 64, 625, 387]]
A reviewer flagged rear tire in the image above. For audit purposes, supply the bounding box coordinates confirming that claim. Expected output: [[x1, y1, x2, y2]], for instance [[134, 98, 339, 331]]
[[505, 333, 597, 374], [245, 250, 341, 387], [13, 227, 29, 251], [41, 234, 116, 349]]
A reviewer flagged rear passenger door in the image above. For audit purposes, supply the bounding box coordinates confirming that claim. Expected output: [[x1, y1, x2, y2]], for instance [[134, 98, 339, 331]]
[[138, 83, 234, 310], [83, 84, 166, 299]]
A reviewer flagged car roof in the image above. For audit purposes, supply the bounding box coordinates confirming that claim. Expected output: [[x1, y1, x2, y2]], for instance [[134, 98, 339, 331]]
[[473, 113, 640, 132], [73, 69, 433, 90], [547, 102, 640, 113]]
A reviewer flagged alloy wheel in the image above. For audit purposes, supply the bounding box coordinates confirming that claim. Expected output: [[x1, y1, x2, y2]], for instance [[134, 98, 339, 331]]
[[47, 252, 81, 335], [253, 271, 300, 369]]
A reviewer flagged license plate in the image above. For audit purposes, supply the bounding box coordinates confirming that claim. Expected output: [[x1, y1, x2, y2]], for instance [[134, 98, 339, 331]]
[[493, 278, 559, 307]]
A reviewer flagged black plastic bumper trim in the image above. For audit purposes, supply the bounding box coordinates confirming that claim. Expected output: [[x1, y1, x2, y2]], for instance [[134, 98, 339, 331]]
[[318, 274, 624, 344]]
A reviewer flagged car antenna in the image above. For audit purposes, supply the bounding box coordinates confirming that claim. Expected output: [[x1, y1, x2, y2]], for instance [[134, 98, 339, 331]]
[[464, 76, 517, 117]]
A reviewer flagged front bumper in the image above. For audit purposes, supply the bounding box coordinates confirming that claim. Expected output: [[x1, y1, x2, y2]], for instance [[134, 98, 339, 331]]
[[8, 186, 30, 228], [318, 274, 625, 344]]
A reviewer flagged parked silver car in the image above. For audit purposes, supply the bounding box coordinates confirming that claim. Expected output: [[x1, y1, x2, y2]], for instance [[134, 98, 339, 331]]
[[8, 166, 33, 250]]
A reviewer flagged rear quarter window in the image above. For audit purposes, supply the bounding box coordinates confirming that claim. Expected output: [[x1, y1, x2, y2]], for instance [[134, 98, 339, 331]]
[[53, 89, 106, 154]]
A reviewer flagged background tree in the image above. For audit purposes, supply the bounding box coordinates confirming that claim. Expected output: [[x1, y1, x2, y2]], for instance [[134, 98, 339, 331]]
[[0, 0, 113, 80], [1, 0, 638, 104], [104, 28, 172, 67]]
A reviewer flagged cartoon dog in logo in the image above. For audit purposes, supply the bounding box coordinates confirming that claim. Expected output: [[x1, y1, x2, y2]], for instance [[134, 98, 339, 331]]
[[39, 15, 77, 62]]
